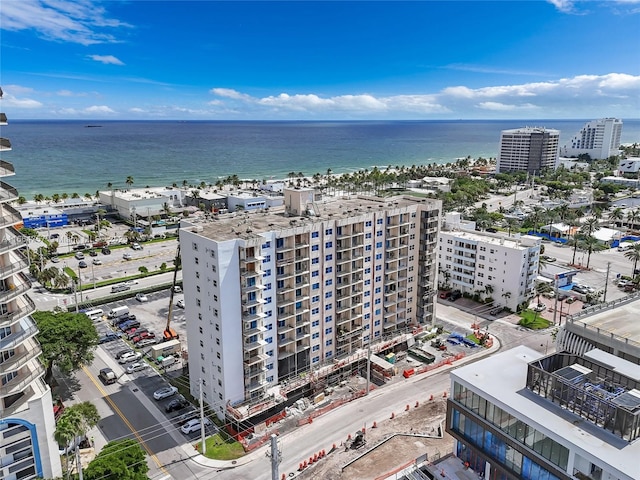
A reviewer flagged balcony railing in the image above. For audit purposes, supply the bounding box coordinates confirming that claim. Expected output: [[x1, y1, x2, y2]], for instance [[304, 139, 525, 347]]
[[0, 204, 22, 228], [0, 228, 28, 255], [0, 362, 45, 397], [0, 181, 19, 203], [0, 138, 11, 151], [0, 297, 38, 331], [0, 274, 32, 304], [0, 339, 41, 372], [0, 160, 15, 177]]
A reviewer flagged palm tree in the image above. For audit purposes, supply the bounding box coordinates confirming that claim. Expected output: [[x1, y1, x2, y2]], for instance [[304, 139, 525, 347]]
[[125, 176, 134, 189], [536, 282, 553, 304], [55, 402, 100, 479], [626, 209, 640, 232], [580, 235, 604, 269], [609, 207, 624, 228], [624, 243, 640, 276]]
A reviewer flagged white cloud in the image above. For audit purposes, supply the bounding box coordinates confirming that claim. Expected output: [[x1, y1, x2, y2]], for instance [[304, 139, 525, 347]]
[[57, 90, 74, 96], [476, 102, 539, 112], [210, 88, 252, 101], [89, 54, 124, 65], [0, 86, 43, 108], [547, 0, 576, 13], [57, 105, 115, 116], [0, 0, 129, 46], [85, 105, 115, 114]]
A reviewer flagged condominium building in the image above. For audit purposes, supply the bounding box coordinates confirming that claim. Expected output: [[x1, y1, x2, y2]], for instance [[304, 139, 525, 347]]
[[497, 127, 560, 174], [179, 189, 440, 419], [0, 88, 62, 479], [447, 346, 639, 480], [437, 213, 541, 312], [561, 118, 623, 160]]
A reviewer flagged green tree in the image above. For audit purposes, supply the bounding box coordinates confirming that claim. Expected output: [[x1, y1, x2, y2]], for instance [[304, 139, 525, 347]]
[[33, 311, 99, 386], [84, 439, 148, 480], [624, 243, 640, 276], [55, 402, 100, 478], [125, 176, 134, 188], [138, 266, 148, 275]]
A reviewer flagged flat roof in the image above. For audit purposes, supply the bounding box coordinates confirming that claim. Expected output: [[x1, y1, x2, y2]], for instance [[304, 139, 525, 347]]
[[440, 229, 539, 250], [566, 297, 640, 353], [183, 194, 441, 242], [452, 346, 639, 479]]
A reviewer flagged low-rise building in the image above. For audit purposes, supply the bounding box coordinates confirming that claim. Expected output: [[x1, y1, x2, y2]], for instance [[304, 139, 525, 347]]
[[447, 345, 639, 480], [98, 187, 185, 221], [438, 213, 540, 311], [618, 157, 640, 175]]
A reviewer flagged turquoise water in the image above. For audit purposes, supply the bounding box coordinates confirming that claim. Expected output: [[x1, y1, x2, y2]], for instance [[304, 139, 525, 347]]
[[2, 119, 639, 198]]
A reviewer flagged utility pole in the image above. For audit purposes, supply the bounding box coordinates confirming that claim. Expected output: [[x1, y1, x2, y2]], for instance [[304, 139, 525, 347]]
[[365, 341, 371, 396], [269, 434, 280, 480], [552, 275, 559, 325], [75, 440, 84, 480], [200, 378, 206, 455], [603, 262, 611, 303]]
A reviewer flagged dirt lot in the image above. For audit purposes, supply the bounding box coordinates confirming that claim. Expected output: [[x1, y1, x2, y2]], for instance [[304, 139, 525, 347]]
[[297, 397, 452, 480]]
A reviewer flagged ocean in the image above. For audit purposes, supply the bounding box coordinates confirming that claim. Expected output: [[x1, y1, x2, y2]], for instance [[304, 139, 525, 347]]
[[3, 119, 639, 198]]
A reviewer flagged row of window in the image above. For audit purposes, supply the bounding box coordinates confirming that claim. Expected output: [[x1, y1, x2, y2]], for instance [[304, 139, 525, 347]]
[[453, 382, 569, 471]]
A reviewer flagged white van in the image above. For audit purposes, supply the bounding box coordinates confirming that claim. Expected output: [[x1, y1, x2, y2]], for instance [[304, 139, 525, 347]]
[[108, 306, 130, 319], [618, 242, 634, 252], [159, 356, 177, 368], [84, 308, 104, 321]]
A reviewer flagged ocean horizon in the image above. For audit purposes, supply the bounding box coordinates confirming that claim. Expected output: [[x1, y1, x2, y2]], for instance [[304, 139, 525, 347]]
[[3, 119, 639, 198]]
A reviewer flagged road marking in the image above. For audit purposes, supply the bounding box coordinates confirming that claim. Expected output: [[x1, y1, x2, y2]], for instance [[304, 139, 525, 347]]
[[82, 365, 169, 475]]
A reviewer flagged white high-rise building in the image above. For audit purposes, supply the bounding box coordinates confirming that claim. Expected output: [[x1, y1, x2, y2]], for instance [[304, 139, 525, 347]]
[[561, 118, 623, 160], [0, 88, 62, 479], [497, 127, 560, 173], [437, 213, 541, 312], [179, 190, 441, 420]]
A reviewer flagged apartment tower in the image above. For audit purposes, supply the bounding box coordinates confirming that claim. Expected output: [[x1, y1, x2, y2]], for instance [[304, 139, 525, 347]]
[[497, 127, 560, 174], [0, 87, 62, 479], [179, 189, 440, 419], [561, 118, 623, 160]]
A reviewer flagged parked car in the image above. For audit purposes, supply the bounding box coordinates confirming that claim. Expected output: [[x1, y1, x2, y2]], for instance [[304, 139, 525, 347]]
[[74, 252, 85, 260], [165, 396, 189, 412], [137, 338, 159, 347], [123, 252, 132, 260], [102, 247, 111, 255], [92, 258, 102, 265], [181, 418, 212, 434], [119, 320, 140, 331], [572, 285, 589, 295], [126, 327, 148, 340], [133, 332, 155, 343], [541, 255, 557, 262], [173, 285, 182, 293], [99, 333, 120, 344], [115, 348, 133, 360], [118, 351, 142, 364], [542, 291, 555, 298], [73, 244, 87, 251], [489, 306, 503, 316], [111, 284, 131, 294], [176, 299, 185, 309], [135, 293, 149, 302], [532, 303, 546, 312], [153, 386, 178, 400], [126, 362, 148, 374], [131, 243, 143, 250], [175, 409, 199, 424], [618, 279, 631, 288], [78, 260, 88, 268], [566, 297, 577, 304], [449, 290, 462, 301], [51, 256, 60, 263], [439, 291, 449, 299], [89, 250, 98, 257]]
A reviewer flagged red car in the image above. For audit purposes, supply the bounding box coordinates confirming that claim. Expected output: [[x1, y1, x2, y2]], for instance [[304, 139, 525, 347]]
[[439, 291, 450, 299], [126, 327, 147, 340], [133, 331, 156, 343]]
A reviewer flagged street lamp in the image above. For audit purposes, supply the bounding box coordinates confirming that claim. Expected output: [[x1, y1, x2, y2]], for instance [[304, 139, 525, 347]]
[[91, 262, 96, 290]]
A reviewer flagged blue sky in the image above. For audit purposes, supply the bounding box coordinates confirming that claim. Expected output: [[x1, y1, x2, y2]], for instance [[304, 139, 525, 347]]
[[1, 0, 639, 120]]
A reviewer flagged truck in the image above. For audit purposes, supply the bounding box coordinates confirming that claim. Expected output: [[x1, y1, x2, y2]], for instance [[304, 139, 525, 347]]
[[99, 368, 117, 385], [108, 306, 130, 318], [149, 339, 181, 360]]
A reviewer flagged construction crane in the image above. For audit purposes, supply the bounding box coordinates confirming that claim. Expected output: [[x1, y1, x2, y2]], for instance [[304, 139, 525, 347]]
[[164, 244, 181, 342]]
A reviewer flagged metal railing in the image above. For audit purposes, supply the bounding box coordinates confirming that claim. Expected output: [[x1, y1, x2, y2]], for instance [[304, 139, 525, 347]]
[[0, 362, 46, 396]]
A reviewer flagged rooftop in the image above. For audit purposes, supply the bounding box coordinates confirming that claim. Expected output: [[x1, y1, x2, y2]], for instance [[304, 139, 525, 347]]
[[182, 194, 440, 242], [440, 229, 540, 250], [452, 346, 640, 479]]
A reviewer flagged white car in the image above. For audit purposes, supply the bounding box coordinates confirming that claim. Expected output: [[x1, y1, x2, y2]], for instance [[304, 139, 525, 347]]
[[533, 303, 547, 312], [92, 258, 102, 265], [118, 351, 142, 364], [181, 418, 212, 434], [126, 362, 148, 374], [173, 285, 182, 293], [176, 299, 185, 309], [123, 252, 132, 260], [136, 293, 148, 302], [131, 243, 143, 250], [153, 386, 179, 400]]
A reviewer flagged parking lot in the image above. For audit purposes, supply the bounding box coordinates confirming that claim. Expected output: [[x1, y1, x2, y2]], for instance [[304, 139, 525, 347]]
[[89, 291, 216, 439]]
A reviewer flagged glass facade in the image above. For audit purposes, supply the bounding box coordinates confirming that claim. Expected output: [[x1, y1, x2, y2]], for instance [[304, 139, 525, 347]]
[[452, 382, 569, 477]]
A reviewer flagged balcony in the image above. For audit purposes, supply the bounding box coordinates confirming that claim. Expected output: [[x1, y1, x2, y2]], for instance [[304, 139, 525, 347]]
[[240, 267, 264, 278], [276, 255, 295, 267], [0, 182, 19, 203], [246, 379, 267, 393], [277, 323, 294, 334], [242, 297, 265, 309], [0, 298, 37, 331], [0, 138, 11, 151], [0, 274, 32, 304], [244, 352, 268, 366], [0, 361, 46, 397], [0, 204, 22, 228], [0, 113, 7, 125], [243, 324, 267, 337], [0, 338, 42, 371], [0, 160, 15, 177], [0, 228, 29, 255], [242, 311, 267, 323]]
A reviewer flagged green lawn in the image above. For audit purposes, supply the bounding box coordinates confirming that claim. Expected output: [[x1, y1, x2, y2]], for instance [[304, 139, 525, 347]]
[[518, 310, 552, 329], [198, 434, 246, 460]]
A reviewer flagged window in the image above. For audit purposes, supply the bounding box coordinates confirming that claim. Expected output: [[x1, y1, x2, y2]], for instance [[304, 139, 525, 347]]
[[195, 257, 199, 265], [192, 242, 199, 251], [325, 228, 333, 235], [325, 254, 333, 261], [325, 279, 333, 286], [312, 231, 319, 238], [312, 245, 319, 251], [325, 266, 333, 274], [325, 241, 332, 248]]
